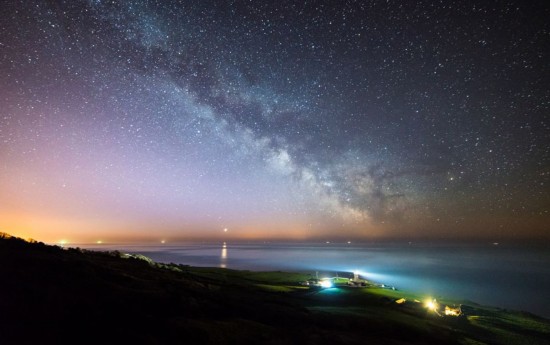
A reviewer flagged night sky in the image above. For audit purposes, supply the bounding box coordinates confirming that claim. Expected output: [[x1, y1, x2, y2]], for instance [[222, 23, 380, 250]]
[[1, 1, 548, 243]]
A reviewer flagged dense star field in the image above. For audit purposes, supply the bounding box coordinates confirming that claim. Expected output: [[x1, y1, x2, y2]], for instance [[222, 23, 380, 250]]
[[0, 1, 548, 242]]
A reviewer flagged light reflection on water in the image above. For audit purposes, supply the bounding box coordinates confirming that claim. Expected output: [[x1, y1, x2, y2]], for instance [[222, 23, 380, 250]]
[[220, 242, 227, 268], [78, 242, 550, 318]]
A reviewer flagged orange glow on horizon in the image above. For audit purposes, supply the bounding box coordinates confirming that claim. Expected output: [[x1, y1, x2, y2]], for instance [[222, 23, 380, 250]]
[[3, 208, 548, 245]]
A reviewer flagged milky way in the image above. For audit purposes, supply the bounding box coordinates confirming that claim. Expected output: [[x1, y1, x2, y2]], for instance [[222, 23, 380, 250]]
[[1, 1, 548, 242]]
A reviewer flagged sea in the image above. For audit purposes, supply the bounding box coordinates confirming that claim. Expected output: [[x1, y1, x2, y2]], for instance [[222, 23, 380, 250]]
[[77, 241, 550, 318]]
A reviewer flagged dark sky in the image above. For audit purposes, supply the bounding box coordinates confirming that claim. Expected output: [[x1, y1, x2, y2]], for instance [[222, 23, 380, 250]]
[[1, 0, 548, 242]]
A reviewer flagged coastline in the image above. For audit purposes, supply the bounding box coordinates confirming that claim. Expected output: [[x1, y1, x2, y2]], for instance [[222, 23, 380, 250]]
[[73, 241, 550, 318], [1, 234, 549, 344]]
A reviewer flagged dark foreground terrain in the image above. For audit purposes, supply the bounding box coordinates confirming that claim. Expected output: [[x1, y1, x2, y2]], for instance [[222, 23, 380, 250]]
[[1, 233, 549, 345]]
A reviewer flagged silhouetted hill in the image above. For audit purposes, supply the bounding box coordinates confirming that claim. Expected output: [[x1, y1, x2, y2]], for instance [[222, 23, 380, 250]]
[[1, 234, 548, 345]]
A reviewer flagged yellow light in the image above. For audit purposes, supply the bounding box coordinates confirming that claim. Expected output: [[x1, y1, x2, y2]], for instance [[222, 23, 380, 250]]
[[444, 305, 461, 316], [425, 298, 438, 311], [96, 240, 102, 244]]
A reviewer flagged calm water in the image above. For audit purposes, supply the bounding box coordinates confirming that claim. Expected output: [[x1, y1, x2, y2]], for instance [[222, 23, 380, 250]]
[[79, 242, 550, 318]]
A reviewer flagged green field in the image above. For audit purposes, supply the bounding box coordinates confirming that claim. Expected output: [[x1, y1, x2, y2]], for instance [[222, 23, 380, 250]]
[[181, 266, 550, 345]]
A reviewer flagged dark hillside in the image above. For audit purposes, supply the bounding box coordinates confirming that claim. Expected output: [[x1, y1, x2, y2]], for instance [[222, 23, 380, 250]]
[[1, 234, 548, 345]]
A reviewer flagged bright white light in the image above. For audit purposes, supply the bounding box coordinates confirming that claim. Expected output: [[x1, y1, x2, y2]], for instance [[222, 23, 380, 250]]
[[351, 270, 367, 275], [320, 280, 332, 288], [223, 228, 228, 232]]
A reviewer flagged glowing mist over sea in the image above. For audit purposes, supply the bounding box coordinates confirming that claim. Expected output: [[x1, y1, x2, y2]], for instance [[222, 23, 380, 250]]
[[79, 242, 550, 318]]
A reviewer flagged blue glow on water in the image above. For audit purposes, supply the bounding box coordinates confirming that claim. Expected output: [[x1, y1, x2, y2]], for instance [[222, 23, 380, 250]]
[[80, 242, 550, 317]]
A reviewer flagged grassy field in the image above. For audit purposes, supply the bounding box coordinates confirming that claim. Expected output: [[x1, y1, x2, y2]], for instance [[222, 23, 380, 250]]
[[182, 264, 550, 345]]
